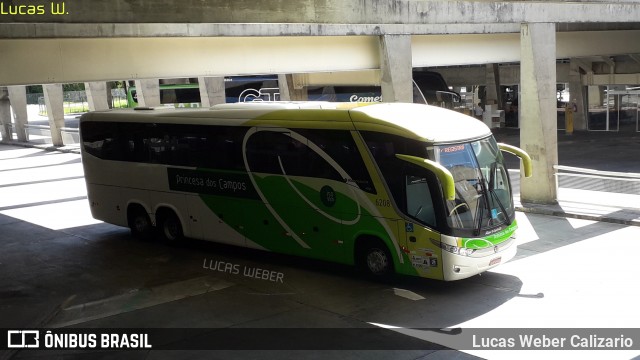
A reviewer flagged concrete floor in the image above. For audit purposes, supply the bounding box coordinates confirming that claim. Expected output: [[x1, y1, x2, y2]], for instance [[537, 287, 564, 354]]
[[1, 144, 639, 360]]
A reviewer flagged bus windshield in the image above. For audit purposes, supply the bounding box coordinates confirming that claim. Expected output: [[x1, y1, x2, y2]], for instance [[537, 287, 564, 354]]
[[434, 137, 514, 234]]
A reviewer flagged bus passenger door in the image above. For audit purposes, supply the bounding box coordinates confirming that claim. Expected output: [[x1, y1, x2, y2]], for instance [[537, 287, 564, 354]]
[[402, 172, 444, 280], [183, 194, 204, 239]]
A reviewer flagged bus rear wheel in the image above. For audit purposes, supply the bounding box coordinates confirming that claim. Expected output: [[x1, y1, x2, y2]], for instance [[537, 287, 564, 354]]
[[157, 210, 183, 243], [128, 206, 153, 240], [357, 240, 394, 278]]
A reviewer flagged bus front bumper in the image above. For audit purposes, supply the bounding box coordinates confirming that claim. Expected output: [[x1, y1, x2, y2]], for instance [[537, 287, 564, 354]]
[[442, 237, 517, 281]]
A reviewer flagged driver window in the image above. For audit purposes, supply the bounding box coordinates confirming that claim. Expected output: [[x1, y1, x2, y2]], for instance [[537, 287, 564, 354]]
[[406, 174, 437, 228]]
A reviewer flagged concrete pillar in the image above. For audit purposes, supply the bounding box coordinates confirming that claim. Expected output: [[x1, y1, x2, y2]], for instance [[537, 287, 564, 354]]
[[43, 84, 65, 146], [134, 79, 160, 107], [588, 86, 604, 108], [85, 82, 110, 111], [0, 87, 11, 142], [379, 34, 413, 103], [568, 61, 587, 131], [278, 74, 307, 101], [106, 82, 114, 109], [485, 63, 502, 109], [520, 23, 558, 204], [7, 85, 29, 141], [197, 76, 225, 107]]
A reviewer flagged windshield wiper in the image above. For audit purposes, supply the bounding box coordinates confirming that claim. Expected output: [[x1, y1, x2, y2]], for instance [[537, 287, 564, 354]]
[[473, 193, 485, 236], [488, 162, 511, 227], [474, 162, 512, 236], [474, 170, 489, 236]]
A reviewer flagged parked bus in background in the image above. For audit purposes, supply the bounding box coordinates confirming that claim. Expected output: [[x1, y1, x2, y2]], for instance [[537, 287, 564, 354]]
[[308, 70, 461, 109], [126, 71, 460, 109], [126, 75, 279, 108], [79, 102, 531, 281]]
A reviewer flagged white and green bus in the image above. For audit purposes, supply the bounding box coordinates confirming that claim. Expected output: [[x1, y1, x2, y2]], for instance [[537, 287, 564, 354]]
[[79, 102, 531, 281]]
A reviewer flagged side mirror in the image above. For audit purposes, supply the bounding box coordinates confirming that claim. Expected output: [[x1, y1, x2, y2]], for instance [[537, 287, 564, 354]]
[[498, 143, 533, 178], [395, 154, 456, 201]]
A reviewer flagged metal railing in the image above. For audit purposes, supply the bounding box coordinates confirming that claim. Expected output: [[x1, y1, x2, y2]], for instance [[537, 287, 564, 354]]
[[554, 165, 640, 195]]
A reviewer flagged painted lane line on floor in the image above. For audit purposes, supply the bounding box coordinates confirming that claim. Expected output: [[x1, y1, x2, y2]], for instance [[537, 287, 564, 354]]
[[393, 288, 426, 301], [49, 276, 234, 328]]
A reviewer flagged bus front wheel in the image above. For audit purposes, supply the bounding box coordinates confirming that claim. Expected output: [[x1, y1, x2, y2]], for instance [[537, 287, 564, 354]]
[[157, 210, 183, 243], [128, 206, 153, 240], [356, 239, 394, 278]]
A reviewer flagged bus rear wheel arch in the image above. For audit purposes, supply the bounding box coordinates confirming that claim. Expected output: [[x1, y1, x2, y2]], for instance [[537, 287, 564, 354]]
[[355, 236, 395, 279], [156, 208, 184, 243], [127, 204, 153, 240]]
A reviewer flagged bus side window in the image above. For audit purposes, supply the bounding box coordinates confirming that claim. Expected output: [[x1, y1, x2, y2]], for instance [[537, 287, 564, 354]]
[[81, 121, 115, 159], [246, 130, 343, 181], [296, 129, 376, 194]]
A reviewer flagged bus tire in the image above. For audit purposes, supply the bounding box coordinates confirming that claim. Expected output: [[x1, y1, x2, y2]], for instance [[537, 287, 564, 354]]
[[157, 209, 183, 243], [356, 238, 394, 279], [127, 205, 153, 240]]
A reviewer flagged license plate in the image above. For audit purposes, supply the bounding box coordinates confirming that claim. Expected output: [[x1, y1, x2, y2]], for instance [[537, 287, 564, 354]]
[[489, 257, 502, 266]]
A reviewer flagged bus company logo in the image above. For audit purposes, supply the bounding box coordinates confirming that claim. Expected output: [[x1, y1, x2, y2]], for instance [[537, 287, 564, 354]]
[[320, 186, 337, 207], [7, 330, 39, 348]]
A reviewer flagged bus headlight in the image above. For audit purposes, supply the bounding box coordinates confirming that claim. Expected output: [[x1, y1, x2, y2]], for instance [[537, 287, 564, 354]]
[[461, 248, 473, 256], [433, 240, 476, 257]]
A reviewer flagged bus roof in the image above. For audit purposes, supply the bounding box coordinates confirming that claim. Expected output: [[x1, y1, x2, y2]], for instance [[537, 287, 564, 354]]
[[81, 102, 491, 144], [349, 102, 491, 143]]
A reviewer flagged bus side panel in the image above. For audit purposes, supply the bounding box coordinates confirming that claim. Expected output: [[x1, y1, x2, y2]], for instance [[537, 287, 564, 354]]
[[249, 175, 347, 262], [196, 178, 350, 262], [86, 184, 128, 228], [189, 195, 247, 247]]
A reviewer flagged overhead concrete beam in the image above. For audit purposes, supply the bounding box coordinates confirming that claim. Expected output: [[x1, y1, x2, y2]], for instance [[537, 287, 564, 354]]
[[413, 30, 640, 67], [0, 23, 524, 39], [598, 56, 616, 69], [435, 63, 573, 87], [584, 73, 640, 85], [292, 70, 381, 87], [412, 33, 521, 67], [570, 58, 594, 74], [1, 30, 639, 86], [0, 1, 639, 25], [0, 36, 380, 86]]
